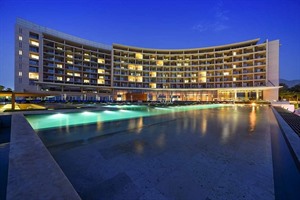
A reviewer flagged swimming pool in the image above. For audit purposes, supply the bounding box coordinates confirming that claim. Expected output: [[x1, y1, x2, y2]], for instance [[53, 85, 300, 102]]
[[26, 104, 229, 130]]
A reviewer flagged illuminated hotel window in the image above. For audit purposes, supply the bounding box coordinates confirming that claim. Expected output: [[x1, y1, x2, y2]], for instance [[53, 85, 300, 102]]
[[156, 60, 163, 66], [97, 58, 105, 64], [184, 63, 189, 66], [74, 73, 80, 77], [19, 50, 22, 55], [233, 52, 237, 56], [30, 54, 39, 59], [84, 58, 90, 62], [233, 77, 237, 81], [66, 78, 71, 81], [28, 72, 39, 80], [135, 53, 143, 59], [97, 79, 105, 84], [18, 36, 22, 41], [223, 72, 230, 76], [56, 46, 63, 50], [177, 63, 182, 66], [128, 76, 135, 82], [177, 74, 182, 77], [84, 79, 90, 83], [84, 53, 89, 56], [149, 83, 156, 88], [67, 72, 73, 76], [136, 77, 143, 82], [149, 72, 156, 77], [18, 72, 22, 76], [67, 54, 73, 58], [56, 64, 63, 68], [128, 64, 135, 70], [29, 40, 39, 46], [184, 80, 189, 83], [67, 60, 73, 64], [233, 64, 236, 68], [98, 69, 105, 74], [136, 65, 143, 71], [56, 76, 63, 81]]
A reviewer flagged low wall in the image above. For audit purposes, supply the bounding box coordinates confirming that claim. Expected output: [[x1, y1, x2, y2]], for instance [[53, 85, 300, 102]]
[[7, 114, 81, 199]]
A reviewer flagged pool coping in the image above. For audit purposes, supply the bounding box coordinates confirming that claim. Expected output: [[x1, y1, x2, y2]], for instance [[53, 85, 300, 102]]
[[6, 114, 81, 199], [271, 106, 300, 170]]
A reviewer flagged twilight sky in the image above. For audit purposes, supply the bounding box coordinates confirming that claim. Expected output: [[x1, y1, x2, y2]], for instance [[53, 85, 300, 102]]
[[0, 0, 299, 89]]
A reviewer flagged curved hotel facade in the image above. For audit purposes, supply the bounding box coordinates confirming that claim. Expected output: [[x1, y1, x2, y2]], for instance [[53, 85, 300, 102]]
[[15, 19, 280, 102]]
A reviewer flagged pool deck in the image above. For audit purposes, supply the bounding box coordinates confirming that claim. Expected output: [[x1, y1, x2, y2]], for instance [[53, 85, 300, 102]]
[[6, 114, 80, 199], [4, 105, 300, 199]]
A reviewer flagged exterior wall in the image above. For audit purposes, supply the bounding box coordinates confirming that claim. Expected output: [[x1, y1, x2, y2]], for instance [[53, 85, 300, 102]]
[[15, 24, 43, 92], [265, 40, 280, 101], [112, 41, 268, 90], [14, 18, 280, 102]]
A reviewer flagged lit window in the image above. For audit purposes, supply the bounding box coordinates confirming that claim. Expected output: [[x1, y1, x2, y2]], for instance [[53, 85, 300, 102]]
[[135, 53, 143, 59], [97, 79, 104, 84], [28, 72, 39, 80], [233, 77, 237, 81], [19, 36, 22, 41], [74, 73, 80, 77], [30, 54, 39, 59], [150, 72, 156, 77], [84, 58, 90, 62], [97, 58, 105, 64], [184, 63, 189, 66], [233, 52, 237, 56], [67, 60, 73, 64], [128, 76, 135, 82], [149, 83, 156, 88], [184, 80, 189, 83], [136, 65, 143, 70], [128, 64, 135, 70], [177, 74, 182, 77], [19, 50, 22, 55], [84, 79, 90, 83], [233, 64, 236, 68], [56, 76, 63, 81], [223, 72, 230, 76], [56, 64, 63, 68], [67, 72, 73, 76], [84, 53, 89, 56], [67, 54, 73, 58], [98, 69, 105, 74], [18, 72, 22, 76], [136, 77, 143, 82], [29, 40, 39, 47], [156, 60, 163, 66], [56, 46, 63, 50]]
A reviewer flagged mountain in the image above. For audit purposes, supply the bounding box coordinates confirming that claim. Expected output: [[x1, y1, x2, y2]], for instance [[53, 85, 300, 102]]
[[279, 79, 300, 87]]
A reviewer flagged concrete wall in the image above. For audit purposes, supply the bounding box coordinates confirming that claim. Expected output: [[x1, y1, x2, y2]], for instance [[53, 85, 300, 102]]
[[265, 40, 280, 101]]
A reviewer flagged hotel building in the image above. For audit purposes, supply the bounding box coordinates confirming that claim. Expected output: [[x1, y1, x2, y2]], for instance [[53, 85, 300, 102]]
[[15, 18, 280, 102]]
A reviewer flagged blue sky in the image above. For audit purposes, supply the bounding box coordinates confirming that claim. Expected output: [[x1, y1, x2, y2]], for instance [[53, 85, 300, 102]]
[[0, 0, 299, 89]]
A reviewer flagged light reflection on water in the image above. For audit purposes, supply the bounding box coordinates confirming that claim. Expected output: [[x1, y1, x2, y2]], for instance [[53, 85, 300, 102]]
[[35, 105, 264, 149], [249, 106, 257, 133]]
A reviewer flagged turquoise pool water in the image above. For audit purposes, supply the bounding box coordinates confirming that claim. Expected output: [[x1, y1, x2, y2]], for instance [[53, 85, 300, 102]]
[[26, 104, 230, 130]]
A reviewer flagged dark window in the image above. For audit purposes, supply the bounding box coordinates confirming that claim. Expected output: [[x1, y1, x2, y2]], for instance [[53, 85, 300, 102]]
[[29, 66, 39, 72], [19, 28, 22, 33], [29, 32, 39, 39], [29, 59, 39, 65], [18, 78, 22, 83], [29, 46, 39, 53], [29, 80, 36, 85]]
